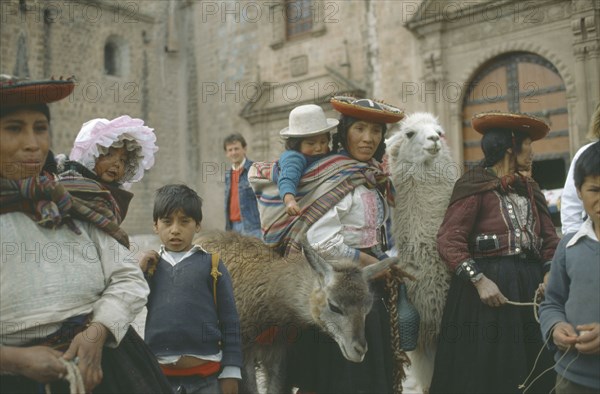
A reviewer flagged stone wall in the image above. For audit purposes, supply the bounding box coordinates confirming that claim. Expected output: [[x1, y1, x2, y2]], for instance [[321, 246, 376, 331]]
[[2, 0, 597, 236]]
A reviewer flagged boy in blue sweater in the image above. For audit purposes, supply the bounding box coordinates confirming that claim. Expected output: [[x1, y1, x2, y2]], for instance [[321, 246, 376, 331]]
[[140, 184, 242, 394], [277, 104, 338, 216], [540, 141, 600, 393]]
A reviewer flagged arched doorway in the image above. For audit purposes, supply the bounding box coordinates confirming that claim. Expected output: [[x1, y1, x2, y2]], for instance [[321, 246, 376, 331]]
[[461, 52, 569, 192]]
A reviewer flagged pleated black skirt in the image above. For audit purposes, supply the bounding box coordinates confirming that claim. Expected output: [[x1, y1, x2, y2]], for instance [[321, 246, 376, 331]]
[[287, 283, 394, 394], [430, 255, 555, 394], [0, 327, 172, 394]]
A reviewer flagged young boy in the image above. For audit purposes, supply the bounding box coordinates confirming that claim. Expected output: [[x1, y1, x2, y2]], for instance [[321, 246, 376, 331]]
[[140, 184, 242, 394], [540, 141, 600, 393]]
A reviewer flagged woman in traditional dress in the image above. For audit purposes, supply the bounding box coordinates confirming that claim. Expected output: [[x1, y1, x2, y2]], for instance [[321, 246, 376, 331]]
[[0, 75, 170, 393], [251, 96, 407, 393], [430, 112, 560, 394]]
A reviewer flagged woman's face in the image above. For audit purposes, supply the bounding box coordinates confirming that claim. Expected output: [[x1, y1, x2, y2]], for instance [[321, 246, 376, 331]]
[[346, 121, 383, 162], [515, 137, 533, 172], [0, 110, 50, 180]]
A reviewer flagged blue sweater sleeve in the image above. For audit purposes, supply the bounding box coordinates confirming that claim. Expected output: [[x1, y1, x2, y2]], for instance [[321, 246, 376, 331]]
[[277, 150, 308, 200], [216, 261, 243, 368]]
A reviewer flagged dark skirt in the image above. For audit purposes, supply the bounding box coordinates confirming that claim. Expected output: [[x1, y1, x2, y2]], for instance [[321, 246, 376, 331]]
[[430, 255, 555, 394], [287, 283, 394, 394], [0, 327, 173, 394]]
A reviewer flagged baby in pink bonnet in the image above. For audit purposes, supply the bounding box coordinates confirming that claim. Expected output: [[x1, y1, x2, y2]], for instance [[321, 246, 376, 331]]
[[58, 115, 158, 221]]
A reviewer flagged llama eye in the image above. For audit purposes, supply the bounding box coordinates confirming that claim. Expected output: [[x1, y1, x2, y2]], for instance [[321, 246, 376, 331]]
[[328, 301, 343, 315], [406, 131, 415, 139], [436, 130, 443, 136]]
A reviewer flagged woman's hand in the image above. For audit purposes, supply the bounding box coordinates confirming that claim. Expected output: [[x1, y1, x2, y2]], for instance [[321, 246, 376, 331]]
[[538, 272, 550, 298], [473, 275, 507, 307], [219, 378, 239, 394], [62, 322, 110, 392], [0, 346, 67, 383], [139, 250, 159, 274], [552, 321, 578, 352], [575, 323, 600, 355]]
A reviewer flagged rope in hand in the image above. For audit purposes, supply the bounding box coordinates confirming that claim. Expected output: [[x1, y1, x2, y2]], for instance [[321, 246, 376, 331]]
[[504, 287, 542, 322], [511, 288, 581, 394], [519, 343, 580, 394], [44, 358, 84, 394]]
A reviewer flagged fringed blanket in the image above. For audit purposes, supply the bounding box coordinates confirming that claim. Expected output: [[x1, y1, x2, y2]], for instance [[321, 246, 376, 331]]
[[249, 154, 393, 256], [0, 174, 130, 247]]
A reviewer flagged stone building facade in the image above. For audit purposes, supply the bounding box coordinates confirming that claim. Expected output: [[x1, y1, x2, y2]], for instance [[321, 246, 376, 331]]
[[1, 0, 598, 236]]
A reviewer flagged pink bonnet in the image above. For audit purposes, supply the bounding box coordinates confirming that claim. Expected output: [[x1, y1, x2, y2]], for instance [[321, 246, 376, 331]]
[[69, 115, 158, 188]]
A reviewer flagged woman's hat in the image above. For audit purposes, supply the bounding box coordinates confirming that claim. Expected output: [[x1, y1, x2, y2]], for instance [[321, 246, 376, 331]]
[[280, 104, 339, 138], [472, 111, 549, 141], [330, 96, 405, 124], [0, 75, 75, 107]]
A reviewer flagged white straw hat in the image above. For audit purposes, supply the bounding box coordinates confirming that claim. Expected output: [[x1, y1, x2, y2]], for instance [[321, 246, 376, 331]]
[[279, 104, 339, 138]]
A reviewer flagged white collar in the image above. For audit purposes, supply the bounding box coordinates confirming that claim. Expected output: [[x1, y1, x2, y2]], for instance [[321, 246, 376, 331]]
[[232, 158, 246, 171], [159, 244, 208, 266], [566, 217, 599, 247]]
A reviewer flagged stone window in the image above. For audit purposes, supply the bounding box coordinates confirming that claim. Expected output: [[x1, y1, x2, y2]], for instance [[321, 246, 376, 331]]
[[270, 0, 325, 49], [285, 0, 313, 39], [104, 35, 129, 77]]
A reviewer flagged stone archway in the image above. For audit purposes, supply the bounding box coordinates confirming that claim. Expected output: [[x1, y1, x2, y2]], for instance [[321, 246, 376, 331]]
[[460, 51, 569, 191]]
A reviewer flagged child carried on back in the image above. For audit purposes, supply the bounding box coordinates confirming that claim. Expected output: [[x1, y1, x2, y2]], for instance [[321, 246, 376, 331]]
[[59, 115, 157, 222], [276, 104, 338, 216]]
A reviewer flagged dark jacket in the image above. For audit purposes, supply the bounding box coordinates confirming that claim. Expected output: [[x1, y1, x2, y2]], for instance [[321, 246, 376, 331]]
[[437, 167, 559, 271], [224, 158, 261, 233]]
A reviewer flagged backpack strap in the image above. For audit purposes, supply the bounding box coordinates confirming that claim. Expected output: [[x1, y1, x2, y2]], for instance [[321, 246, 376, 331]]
[[210, 253, 222, 307]]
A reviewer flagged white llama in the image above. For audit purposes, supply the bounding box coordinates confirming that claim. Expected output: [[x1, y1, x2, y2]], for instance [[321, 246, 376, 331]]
[[386, 112, 459, 391]]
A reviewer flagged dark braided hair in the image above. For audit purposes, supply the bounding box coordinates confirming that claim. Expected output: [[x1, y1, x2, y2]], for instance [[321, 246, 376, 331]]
[[332, 115, 387, 162], [480, 129, 528, 167], [0, 103, 51, 121]]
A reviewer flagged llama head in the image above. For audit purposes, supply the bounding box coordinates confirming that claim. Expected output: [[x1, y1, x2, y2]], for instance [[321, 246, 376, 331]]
[[303, 241, 399, 362], [386, 112, 449, 169]]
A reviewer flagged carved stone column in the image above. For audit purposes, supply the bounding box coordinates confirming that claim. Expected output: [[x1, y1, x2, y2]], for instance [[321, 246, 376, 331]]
[[571, 0, 600, 150], [269, 0, 285, 50]]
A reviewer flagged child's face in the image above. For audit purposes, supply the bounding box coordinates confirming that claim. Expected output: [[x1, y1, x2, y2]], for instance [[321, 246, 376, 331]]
[[94, 147, 127, 183], [577, 174, 600, 228], [300, 134, 330, 156], [153, 209, 201, 252]]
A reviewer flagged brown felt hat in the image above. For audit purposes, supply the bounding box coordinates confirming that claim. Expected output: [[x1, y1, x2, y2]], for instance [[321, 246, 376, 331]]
[[472, 111, 549, 141], [330, 96, 404, 124], [0, 75, 75, 108]]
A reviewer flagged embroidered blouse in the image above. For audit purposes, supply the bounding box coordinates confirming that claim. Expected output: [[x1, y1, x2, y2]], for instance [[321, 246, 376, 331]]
[[306, 184, 388, 262]]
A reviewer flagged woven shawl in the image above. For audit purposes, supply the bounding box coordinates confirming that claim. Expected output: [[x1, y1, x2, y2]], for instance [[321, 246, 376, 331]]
[[0, 174, 130, 247], [249, 154, 393, 256]]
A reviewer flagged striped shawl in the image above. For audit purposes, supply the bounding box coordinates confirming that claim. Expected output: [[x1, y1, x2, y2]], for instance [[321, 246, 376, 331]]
[[0, 173, 130, 247], [249, 154, 393, 256]]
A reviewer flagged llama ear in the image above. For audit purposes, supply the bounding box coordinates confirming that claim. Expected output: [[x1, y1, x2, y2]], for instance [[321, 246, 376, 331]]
[[362, 256, 400, 281], [301, 238, 334, 282]]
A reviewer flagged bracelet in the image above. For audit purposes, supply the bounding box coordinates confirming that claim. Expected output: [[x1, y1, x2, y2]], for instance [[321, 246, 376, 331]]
[[455, 259, 482, 282]]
